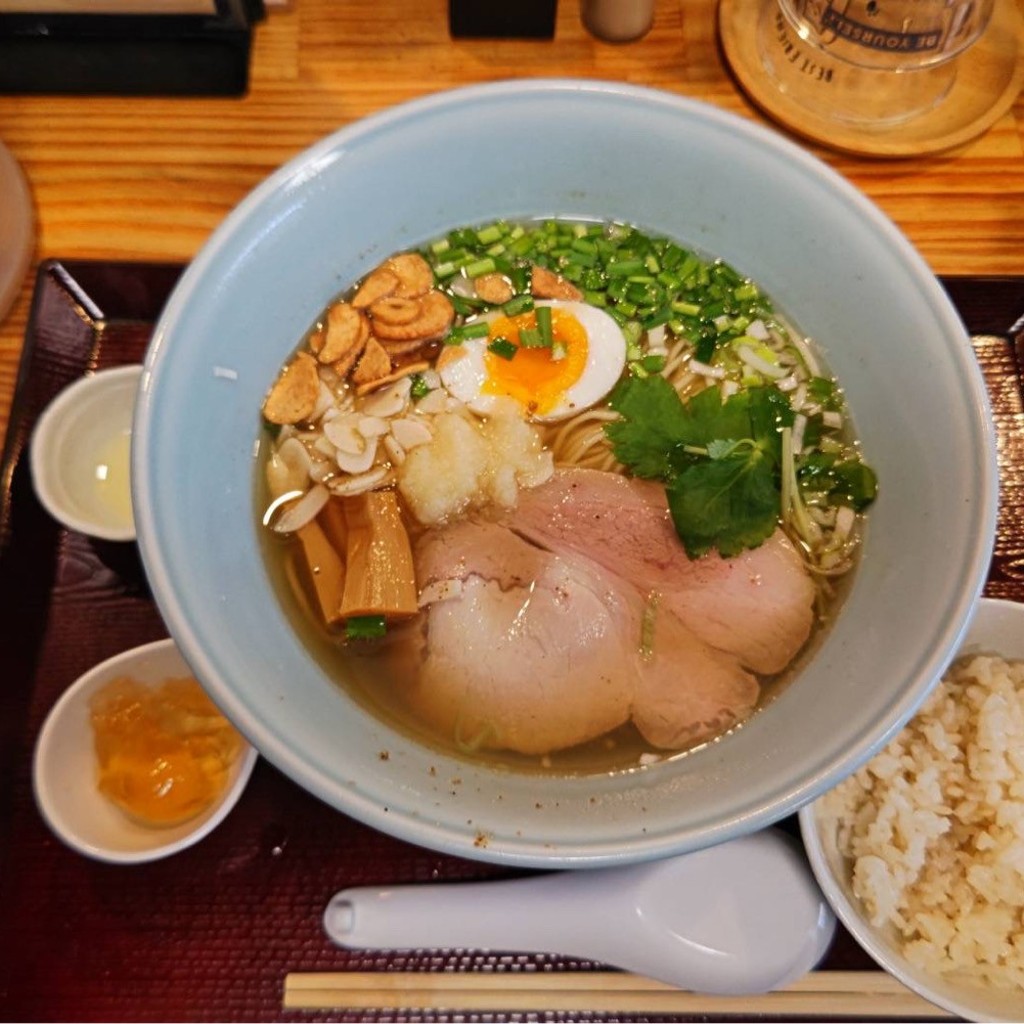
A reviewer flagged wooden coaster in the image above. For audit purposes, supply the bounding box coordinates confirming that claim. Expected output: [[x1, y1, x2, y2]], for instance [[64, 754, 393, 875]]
[[718, 0, 1024, 157]]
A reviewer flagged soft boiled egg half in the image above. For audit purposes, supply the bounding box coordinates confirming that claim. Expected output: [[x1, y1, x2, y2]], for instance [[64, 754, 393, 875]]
[[439, 300, 627, 422]]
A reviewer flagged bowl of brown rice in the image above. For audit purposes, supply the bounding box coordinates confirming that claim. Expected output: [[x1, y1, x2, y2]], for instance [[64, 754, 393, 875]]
[[800, 597, 1024, 1022]]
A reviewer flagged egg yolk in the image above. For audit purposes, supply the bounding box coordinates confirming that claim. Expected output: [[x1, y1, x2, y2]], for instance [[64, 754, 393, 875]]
[[90, 675, 244, 828], [484, 308, 589, 416]]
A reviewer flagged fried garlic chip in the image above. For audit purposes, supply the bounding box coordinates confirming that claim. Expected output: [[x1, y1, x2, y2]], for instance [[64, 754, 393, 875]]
[[320, 301, 370, 375], [372, 290, 454, 343], [351, 336, 393, 386], [531, 264, 583, 301], [262, 351, 320, 425]]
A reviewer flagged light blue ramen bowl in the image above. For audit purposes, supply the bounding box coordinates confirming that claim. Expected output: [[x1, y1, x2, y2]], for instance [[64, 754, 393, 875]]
[[133, 79, 997, 868]]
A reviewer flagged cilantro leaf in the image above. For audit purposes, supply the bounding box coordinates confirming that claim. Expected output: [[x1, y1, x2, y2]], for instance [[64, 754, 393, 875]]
[[668, 383, 752, 456], [746, 386, 794, 458], [605, 375, 792, 559], [830, 459, 879, 510], [797, 452, 878, 511], [605, 374, 692, 479], [667, 450, 780, 559]]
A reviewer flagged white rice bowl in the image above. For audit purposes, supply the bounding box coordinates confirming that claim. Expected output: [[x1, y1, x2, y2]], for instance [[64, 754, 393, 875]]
[[801, 598, 1024, 1022]]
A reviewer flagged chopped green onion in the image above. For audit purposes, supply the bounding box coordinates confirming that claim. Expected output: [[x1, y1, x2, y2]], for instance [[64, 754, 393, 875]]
[[346, 615, 387, 640], [695, 333, 717, 364], [607, 258, 645, 278], [465, 257, 497, 278], [518, 327, 545, 348], [535, 305, 554, 348], [642, 307, 674, 330], [476, 223, 504, 245], [502, 294, 535, 316], [508, 235, 535, 257], [448, 293, 488, 317], [449, 321, 491, 342], [409, 374, 431, 400], [622, 321, 643, 349], [677, 253, 701, 282], [672, 299, 701, 317], [563, 249, 598, 268], [488, 337, 518, 360]]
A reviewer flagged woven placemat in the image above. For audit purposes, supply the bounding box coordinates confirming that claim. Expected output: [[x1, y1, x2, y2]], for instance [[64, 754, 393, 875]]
[[0, 262, 1021, 1022]]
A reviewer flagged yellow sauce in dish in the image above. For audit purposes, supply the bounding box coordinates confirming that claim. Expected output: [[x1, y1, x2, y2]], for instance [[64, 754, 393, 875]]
[[90, 426, 133, 533], [90, 675, 244, 827]]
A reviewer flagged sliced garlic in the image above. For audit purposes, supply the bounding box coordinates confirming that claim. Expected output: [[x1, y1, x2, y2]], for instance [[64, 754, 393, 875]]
[[313, 435, 336, 458], [265, 436, 314, 499], [335, 436, 378, 474], [390, 416, 432, 450], [360, 377, 411, 418], [327, 465, 391, 496], [383, 435, 407, 466], [324, 415, 365, 455], [357, 415, 390, 439], [312, 380, 336, 421], [415, 388, 447, 415], [271, 483, 329, 534], [308, 459, 333, 483]]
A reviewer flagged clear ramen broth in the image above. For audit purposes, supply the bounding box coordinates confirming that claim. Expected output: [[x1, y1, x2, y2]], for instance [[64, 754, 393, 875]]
[[256, 218, 877, 774]]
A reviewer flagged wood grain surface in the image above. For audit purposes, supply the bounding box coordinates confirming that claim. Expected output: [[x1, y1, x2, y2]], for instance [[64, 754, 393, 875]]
[[0, 0, 1022, 446]]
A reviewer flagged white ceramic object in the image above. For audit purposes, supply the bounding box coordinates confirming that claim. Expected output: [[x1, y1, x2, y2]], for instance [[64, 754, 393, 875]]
[[799, 598, 1024, 1023], [0, 138, 33, 327], [325, 829, 836, 995], [30, 364, 141, 542], [33, 638, 257, 865], [133, 80, 997, 868]]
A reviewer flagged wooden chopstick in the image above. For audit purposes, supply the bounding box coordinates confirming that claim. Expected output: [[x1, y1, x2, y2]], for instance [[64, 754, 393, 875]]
[[282, 969, 955, 1017]]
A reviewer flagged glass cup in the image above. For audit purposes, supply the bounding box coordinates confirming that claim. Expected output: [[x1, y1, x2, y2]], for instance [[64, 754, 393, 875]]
[[755, 0, 995, 125]]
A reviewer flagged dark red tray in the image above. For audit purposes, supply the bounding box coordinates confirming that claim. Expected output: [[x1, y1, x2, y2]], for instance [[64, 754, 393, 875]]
[[1, 261, 1022, 1023]]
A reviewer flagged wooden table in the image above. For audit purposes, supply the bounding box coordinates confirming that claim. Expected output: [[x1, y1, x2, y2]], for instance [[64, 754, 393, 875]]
[[1, 0, 1023, 444], [0, 7, 1021, 1018]]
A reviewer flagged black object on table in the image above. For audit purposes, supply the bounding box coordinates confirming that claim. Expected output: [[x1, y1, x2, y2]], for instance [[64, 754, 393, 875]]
[[0, 0, 265, 97], [448, 0, 557, 39]]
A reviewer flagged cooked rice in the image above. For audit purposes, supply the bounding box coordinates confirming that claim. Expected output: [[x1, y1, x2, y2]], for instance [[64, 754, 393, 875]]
[[820, 653, 1024, 990]]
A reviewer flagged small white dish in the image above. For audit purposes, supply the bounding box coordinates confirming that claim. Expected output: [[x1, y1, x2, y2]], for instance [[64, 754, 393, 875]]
[[799, 597, 1024, 1023], [30, 364, 142, 542], [33, 638, 257, 865]]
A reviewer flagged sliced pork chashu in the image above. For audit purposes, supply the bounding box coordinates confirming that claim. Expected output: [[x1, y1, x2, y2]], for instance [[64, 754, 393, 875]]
[[509, 468, 816, 675], [393, 516, 760, 756], [403, 520, 635, 755]]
